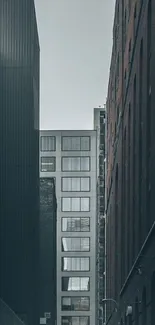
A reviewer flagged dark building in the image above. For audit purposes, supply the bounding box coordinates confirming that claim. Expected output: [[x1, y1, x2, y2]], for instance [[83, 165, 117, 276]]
[[39, 178, 57, 325], [106, 0, 155, 324], [0, 1, 40, 325], [94, 107, 106, 325]]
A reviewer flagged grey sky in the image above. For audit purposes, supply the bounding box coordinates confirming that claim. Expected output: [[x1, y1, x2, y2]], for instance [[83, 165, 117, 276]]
[[35, 0, 115, 130]]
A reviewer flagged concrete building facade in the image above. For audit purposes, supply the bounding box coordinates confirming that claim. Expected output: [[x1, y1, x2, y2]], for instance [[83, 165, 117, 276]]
[[40, 130, 97, 325], [106, 0, 155, 324]]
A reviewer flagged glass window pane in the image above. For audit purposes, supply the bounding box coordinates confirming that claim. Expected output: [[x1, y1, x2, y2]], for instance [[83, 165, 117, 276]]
[[62, 198, 71, 211], [81, 278, 90, 291], [72, 157, 80, 171], [62, 137, 72, 150], [72, 198, 80, 211], [40, 136, 55, 151], [62, 218, 69, 231], [80, 137, 90, 151], [41, 157, 56, 172], [62, 158, 72, 171], [62, 298, 71, 311], [72, 317, 79, 325], [80, 317, 89, 325], [62, 238, 72, 252], [72, 178, 80, 191], [62, 178, 72, 191], [81, 198, 90, 211], [81, 178, 90, 191], [81, 298, 90, 311], [71, 137, 80, 150], [81, 238, 90, 251], [80, 157, 90, 171], [81, 218, 90, 231]]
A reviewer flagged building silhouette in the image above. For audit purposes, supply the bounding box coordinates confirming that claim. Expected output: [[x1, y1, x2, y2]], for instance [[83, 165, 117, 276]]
[[0, 1, 40, 325], [106, 0, 155, 324]]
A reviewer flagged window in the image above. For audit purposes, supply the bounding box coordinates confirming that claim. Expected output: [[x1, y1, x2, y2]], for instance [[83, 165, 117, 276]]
[[61, 297, 90, 311], [41, 157, 56, 172], [62, 137, 90, 151], [62, 317, 89, 325], [61, 197, 90, 212], [62, 257, 90, 271], [61, 177, 90, 192], [62, 217, 90, 232], [40, 136, 56, 151], [62, 238, 90, 252], [62, 277, 90, 291], [62, 157, 90, 172]]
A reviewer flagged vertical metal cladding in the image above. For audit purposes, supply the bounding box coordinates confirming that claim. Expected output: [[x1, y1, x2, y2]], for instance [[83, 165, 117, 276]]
[[0, 1, 40, 325]]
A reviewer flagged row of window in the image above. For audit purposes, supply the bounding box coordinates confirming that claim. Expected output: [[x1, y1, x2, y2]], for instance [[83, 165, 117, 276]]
[[62, 257, 90, 272], [41, 157, 90, 172], [40, 136, 91, 152], [62, 197, 90, 212], [62, 217, 90, 232], [62, 296, 90, 311], [62, 277, 90, 291], [62, 316, 89, 325], [62, 238, 90, 252]]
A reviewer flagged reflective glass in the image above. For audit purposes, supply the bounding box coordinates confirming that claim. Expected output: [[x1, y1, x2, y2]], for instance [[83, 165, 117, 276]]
[[61, 297, 90, 311], [40, 136, 56, 151], [62, 137, 72, 150], [62, 238, 90, 252], [62, 157, 72, 171], [61, 317, 89, 325], [72, 178, 80, 191], [80, 157, 90, 171], [80, 137, 90, 151], [62, 277, 90, 291], [81, 198, 90, 211], [62, 178, 72, 191], [72, 157, 81, 171], [62, 217, 90, 232], [72, 198, 80, 211], [41, 157, 56, 172], [81, 178, 90, 191], [71, 137, 80, 150], [62, 257, 90, 271], [62, 198, 71, 211]]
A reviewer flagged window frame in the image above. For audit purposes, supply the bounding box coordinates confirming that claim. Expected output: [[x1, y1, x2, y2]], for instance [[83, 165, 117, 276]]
[[41, 156, 56, 172], [61, 257, 90, 272], [40, 136, 56, 151], [61, 237, 90, 252], [61, 277, 90, 292], [61, 316, 90, 325], [61, 197, 90, 212], [61, 217, 90, 232], [61, 156, 90, 172], [61, 136, 91, 151], [61, 296, 90, 311], [61, 177, 90, 192]]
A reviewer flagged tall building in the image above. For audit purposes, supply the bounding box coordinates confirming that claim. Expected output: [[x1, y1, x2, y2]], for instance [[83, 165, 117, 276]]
[[39, 178, 57, 325], [94, 106, 106, 325], [106, 0, 155, 324], [40, 130, 97, 325], [0, 1, 40, 325]]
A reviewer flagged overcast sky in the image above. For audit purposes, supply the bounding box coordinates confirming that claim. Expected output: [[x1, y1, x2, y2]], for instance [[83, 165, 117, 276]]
[[35, 0, 115, 130]]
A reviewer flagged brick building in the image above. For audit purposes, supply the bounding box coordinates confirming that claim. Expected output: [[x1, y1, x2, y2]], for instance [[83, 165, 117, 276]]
[[106, 0, 155, 324]]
